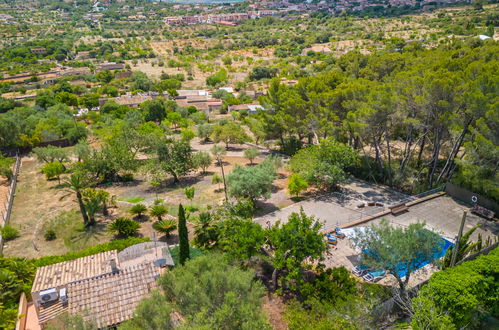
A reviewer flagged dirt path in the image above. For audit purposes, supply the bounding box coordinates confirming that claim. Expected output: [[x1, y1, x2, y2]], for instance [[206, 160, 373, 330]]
[[263, 294, 288, 330]]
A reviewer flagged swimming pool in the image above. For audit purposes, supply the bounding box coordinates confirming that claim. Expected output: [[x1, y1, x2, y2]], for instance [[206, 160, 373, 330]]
[[394, 237, 454, 278]]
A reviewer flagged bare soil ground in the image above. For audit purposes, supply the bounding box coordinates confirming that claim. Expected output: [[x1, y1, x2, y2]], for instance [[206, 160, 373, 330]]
[[262, 294, 288, 330]]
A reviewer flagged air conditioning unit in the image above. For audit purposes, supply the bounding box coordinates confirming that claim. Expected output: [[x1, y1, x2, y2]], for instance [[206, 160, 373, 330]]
[[60, 288, 67, 303], [39, 288, 59, 303]]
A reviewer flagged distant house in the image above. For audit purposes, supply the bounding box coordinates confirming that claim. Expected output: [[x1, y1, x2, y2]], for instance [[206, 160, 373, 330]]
[[228, 103, 265, 114], [27, 242, 173, 328], [31, 48, 47, 55], [174, 90, 222, 114], [301, 45, 332, 55], [218, 87, 234, 94], [115, 71, 132, 79], [478, 35, 491, 41], [99, 92, 167, 108], [75, 51, 92, 60], [96, 63, 125, 72], [177, 89, 211, 97], [58, 67, 91, 76]]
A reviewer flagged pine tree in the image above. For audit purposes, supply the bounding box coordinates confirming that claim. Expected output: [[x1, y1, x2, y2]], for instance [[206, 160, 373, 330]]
[[178, 204, 190, 265]]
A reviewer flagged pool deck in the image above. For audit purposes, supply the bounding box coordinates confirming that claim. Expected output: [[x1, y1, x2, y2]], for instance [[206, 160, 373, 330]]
[[256, 180, 498, 289], [365, 195, 498, 241], [322, 236, 442, 289]]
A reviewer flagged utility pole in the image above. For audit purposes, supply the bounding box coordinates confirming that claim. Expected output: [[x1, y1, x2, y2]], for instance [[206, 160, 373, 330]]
[[218, 157, 228, 202], [450, 211, 467, 267]]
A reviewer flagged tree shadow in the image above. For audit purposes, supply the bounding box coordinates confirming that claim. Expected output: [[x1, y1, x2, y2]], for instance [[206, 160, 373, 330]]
[[159, 175, 205, 191], [254, 200, 279, 217], [198, 170, 214, 176], [69, 222, 107, 247], [160, 232, 179, 245], [270, 184, 281, 193], [227, 145, 244, 152], [134, 215, 150, 223]]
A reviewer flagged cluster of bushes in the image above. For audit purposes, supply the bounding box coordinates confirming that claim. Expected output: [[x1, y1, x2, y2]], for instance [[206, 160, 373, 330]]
[[411, 247, 499, 329]]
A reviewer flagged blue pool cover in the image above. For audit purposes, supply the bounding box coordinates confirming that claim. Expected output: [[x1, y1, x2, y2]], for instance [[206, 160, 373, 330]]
[[395, 238, 454, 278]]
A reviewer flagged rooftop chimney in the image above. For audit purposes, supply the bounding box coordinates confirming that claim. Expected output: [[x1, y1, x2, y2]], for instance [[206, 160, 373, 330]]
[[110, 258, 119, 273]]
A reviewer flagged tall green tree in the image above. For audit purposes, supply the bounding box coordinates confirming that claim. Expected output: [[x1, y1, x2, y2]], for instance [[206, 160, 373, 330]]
[[154, 139, 193, 184], [122, 254, 270, 329], [411, 247, 499, 329], [60, 173, 92, 226], [289, 139, 359, 190], [226, 158, 277, 204], [351, 219, 442, 305], [211, 122, 251, 148], [267, 209, 327, 293], [178, 204, 190, 265]]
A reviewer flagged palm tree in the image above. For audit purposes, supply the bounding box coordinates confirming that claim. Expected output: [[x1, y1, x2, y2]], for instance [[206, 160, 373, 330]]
[[193, 212, 217, 249], [149, 204, 168, 221], [61, 173, 91, 226], [153, 219, 177, 237], [84, 196, 101, 226], [95, 189, 111, 216]]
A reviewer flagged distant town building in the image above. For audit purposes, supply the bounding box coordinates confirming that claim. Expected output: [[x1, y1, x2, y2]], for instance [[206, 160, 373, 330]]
[[228, 103, 265, 114], [31, 48, 47, 55], [96, 63, 125, 72]]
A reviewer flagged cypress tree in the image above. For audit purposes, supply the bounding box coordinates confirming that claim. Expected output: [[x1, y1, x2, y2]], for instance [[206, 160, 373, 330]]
[[178, 203, 190, 265]]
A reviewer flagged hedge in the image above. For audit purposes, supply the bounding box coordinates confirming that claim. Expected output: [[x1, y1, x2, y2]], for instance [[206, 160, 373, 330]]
[[170, 246, 204, 266], [33, 237, 150, 267], [413, 246, 499, 328]]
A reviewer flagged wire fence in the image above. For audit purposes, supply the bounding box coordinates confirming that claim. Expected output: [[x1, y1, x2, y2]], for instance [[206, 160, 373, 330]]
[[0, 152, 22, 254]]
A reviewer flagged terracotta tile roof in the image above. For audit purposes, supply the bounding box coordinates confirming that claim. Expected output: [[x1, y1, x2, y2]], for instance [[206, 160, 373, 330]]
[[31, 250, 118, 293], [68, 263, 160, 328], [37, 300, 68, 324]]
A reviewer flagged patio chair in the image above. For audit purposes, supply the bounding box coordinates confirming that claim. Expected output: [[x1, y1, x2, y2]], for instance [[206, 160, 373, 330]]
[[335, 226, 346, 239], [326, 234, 337, 245], [363, 270, 386, 282], [352, 264, 370, 277]]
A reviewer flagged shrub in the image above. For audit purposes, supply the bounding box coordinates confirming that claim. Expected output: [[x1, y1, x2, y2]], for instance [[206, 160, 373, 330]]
[[149, 204, 168, 221], [288, 173, 308, 197], [243, 147, 259, 164], [34, 237, 149, 267], [152, 219, 177, 236], [129, 203, 147, 218], [41, 161, 65, 182], [412, 247, 499, 329], [1, 225, 19, 241], [193, 151, 212, 173], [109, 217, 140, 237], [44, 229, 56, 241]]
